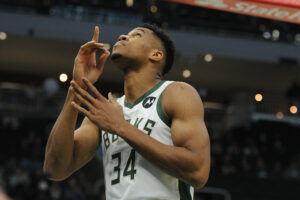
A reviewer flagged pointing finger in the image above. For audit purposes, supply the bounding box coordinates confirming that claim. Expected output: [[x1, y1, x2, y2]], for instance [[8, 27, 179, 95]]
[[92, 26, 99, 43]]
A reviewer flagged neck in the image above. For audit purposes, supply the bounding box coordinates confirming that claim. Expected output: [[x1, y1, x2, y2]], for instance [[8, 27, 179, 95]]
[[124, 68, 162, 103]]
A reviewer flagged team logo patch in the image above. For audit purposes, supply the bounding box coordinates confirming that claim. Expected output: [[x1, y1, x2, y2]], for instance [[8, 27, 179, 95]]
[[142, 97, 156, 108]]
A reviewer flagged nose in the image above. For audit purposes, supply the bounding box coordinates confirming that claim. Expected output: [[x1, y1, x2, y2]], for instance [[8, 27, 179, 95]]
[[118, 35, 129, 41]]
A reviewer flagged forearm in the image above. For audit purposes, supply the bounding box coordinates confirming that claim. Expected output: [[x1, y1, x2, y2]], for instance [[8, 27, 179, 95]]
[[43, 87, 79, 179], [116, 122, 203, 187]]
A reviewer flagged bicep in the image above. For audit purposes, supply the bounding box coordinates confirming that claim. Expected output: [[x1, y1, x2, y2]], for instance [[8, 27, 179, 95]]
[[69, 117, 101, 173], [171, 117, 210, 156], [165, 82, 210, 169], [171, 108, 210, 169], [171, 115, 210, 187]]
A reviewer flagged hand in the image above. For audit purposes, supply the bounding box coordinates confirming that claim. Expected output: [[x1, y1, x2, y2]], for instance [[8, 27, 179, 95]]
[[70, 77, 125, 134], [73, 26, 110, 88]]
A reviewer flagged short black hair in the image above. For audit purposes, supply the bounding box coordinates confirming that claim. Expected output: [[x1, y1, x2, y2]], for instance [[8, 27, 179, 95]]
[[139, 23, 175, 76]]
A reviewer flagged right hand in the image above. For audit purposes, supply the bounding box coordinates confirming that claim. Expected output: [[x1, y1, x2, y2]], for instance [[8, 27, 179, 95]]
[[73, 26, 110, 88]]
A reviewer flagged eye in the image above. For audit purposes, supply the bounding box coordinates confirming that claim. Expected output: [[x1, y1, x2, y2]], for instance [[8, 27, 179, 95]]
[[135, 33, 142, 37]]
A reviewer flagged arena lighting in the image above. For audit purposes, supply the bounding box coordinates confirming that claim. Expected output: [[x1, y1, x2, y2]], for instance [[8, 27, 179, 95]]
[[150, 5, 158, 13], [182, 69, 191, 78], [263, 31, 271, 39], [290, 105, 298, 114], [255, 93, 263, 102], [272, 29, 280, 40], [204, 54, 213, 62], [59, 73, 68, 83], [276, 111, 284, 119], [0, 32, 7, 40], [126, 0, 134, 7]]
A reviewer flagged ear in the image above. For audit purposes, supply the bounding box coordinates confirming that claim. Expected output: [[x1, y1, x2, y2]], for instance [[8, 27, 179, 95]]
[[149, 49, 164, 62]]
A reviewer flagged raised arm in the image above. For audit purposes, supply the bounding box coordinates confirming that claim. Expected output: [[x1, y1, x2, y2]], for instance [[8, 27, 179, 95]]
[[43, 26, 110, 181]]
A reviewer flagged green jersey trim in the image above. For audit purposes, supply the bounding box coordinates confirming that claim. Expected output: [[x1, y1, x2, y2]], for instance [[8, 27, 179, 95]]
[[156, 91, 171, 127], [179, 180, 192, 200], [124, 80, 166, 109]]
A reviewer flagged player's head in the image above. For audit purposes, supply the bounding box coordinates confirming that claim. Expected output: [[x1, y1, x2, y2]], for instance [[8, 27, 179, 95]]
[[111, 23, 175, 76]]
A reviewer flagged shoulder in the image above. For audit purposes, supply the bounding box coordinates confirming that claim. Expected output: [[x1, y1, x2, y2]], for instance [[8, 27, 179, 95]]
[[164, 81, 198, 96], [162, 81, 204, 119], [163, 81, 202, 103]]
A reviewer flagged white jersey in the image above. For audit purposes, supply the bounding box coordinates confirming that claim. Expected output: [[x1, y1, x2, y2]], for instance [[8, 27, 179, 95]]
[[101, 80, 194, 200]]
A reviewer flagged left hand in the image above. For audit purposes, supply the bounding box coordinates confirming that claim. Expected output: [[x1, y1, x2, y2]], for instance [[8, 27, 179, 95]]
[[70, 77, 125, 134]]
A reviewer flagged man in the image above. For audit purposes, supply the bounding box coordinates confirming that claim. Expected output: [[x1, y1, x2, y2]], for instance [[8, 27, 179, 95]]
[[43, 23, 210, 200]]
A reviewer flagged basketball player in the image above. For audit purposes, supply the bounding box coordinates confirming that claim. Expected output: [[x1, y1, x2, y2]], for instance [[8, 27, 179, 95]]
[[43, 23, 210, 200]]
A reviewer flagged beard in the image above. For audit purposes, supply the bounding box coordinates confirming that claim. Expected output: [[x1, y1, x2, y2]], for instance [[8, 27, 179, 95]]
[[111, 52, 131, 71], [110, 52, 142, 73], [111, 53, 122, 61], [111, 52, 134, 67]]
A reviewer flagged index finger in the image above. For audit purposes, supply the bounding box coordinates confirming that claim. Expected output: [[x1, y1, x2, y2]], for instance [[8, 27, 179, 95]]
[[92, 26, 99, 42]]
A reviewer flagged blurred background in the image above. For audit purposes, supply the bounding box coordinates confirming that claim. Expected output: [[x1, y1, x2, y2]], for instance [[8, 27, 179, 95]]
[[0, 0, 300, 199]]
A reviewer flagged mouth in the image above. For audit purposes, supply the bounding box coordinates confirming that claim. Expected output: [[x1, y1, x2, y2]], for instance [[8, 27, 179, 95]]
[[113, 41, 126, 48]]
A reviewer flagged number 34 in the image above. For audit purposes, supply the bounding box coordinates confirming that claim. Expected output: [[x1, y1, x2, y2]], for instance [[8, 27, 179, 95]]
[[111, 149, 137, 185]]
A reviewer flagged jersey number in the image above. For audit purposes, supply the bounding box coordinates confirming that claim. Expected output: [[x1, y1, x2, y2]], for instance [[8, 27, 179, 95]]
[[111, 149, 137, 185]]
